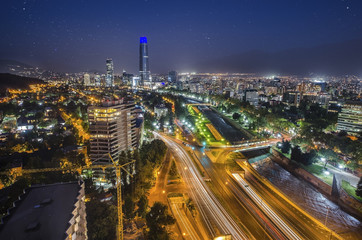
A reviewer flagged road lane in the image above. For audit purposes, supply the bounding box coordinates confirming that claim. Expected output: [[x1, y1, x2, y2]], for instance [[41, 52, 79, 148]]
[[232, 173, 302, 240], [155, 132, 251, 240], [169, 197, 202, 240]]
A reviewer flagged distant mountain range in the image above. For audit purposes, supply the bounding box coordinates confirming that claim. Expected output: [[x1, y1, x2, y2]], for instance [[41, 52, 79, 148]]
[[0, 60, 35, 73], [197, 39, 362, 75], [0, 73, 44, 93], [2, 38, 362, 76], [0, 60, 104, 75]]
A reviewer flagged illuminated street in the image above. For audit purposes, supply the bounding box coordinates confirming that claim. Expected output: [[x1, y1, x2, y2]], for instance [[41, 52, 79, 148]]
[[155, 132, 252, 240], [231, 173, 302, 240], [1, 2, 362, 240]]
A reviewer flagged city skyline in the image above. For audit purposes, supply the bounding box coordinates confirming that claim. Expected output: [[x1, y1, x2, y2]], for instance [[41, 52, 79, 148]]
[[1, 0, 362, 74], [0, 2, 362, 240]]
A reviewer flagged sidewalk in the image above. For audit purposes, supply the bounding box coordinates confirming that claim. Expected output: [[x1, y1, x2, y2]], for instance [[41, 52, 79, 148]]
[[323, 163, 360, 188]]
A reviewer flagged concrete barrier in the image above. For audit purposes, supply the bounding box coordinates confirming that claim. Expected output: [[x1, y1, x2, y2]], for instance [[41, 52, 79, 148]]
[[338, 188, 362, 217]]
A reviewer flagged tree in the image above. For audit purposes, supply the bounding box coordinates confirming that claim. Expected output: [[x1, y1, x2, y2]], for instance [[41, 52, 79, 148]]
[[146, 202, 175, 240], [124, 195, 135, 219], [232, 112, 241, 121], [137, 194, 148, 218], [291, 146, 302, 163], [281, 140, 291, 154], [86, 201, 117, 240], [356, 177, 362, 198], [186, 198, 196, 217], [302, 150, 316, 166], [168, 160, 179, 179]]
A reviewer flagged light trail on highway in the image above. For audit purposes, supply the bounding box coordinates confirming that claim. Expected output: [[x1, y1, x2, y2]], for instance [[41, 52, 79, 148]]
[[232, 173, 302, 240], [171, 201, 201, 240], [155, 132, 251, 240]]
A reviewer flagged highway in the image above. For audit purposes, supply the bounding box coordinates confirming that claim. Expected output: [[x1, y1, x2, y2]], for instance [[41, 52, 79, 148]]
[[192, 148, 288, 240], [195, 146, 343, 240], [243, 160, 342, 240], [155, 132, 251, 240], [231, 173, 302, 240], [169, 197, 202, 240]]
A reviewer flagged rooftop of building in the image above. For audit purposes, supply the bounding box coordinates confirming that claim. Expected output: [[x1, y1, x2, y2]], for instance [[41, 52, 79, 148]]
[[0, 182, 81, 240]]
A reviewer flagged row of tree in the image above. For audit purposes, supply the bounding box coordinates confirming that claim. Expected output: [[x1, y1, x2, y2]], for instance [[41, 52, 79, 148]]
[[85, 139, 173, 240]]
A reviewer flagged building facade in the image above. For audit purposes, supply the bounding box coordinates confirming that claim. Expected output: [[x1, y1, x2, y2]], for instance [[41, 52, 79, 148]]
[[94, 74, 101, 87], [168, 71, 177, 83], [139, 37, 150, 86], [243, 89, 259, 106], [105, 59, 114, 87], [88, 100, 138, 164], [83, 73, 91, 86], [337, 101, 362, 134]]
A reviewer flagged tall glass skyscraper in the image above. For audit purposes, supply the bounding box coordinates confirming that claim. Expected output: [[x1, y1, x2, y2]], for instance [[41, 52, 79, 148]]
[[139, 37, 150, 86], [106, 58, 114, 87]]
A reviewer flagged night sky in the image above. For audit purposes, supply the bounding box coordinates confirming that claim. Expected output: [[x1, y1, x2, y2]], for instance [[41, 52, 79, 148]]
[[1, 0, 362, 74]]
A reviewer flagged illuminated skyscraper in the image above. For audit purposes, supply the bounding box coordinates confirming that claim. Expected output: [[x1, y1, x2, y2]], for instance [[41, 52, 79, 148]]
[[83, 73, 91, 86], [88, 100, 138, 164], [94, 74, 101, 87], [168, 70, 177, 83], [105, 58, 114, 87], [139, 37, 150, 86], [337, 101, 362, 134]]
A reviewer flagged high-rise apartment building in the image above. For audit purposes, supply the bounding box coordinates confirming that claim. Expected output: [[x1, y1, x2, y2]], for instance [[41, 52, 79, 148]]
[[84, 73, 91, 86], [337, 101, 362, 134], [105, 58, 114, 87], [94, 74, 101, 87], [168, 71, 177, 83], [88, 100, 138, 164], [139, 37, 150, 86], [243, 89, 259, 107]]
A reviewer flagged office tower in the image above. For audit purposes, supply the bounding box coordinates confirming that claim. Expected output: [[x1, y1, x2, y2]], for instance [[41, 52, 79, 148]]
[[283, 91, 302, 106], [168, 70, 177, 83], [94, 74, 101, 87], [122, 70, 133, 85], [0, 182, 87, 240], [83, 73, 91, 86], [106, 58, 114, 87], [176, 81, 184, 90], [88, 99, 138, 164], [313, 80, 327, 92], [132, 76, 140, 87], [243, 89, 259, 107], [139, 36, 150, 86], [337, 101, 362, 134]]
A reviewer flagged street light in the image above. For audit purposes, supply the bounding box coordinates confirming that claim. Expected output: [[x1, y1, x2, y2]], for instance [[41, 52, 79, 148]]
[[321, 157, 329, 168]]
